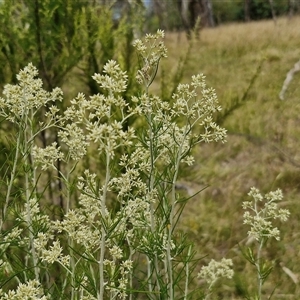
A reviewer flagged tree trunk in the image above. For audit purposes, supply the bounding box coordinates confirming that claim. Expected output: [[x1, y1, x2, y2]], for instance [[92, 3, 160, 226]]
[[180, 0, 214, 32], [268, 0, 277, 25], [245, 0, 251, 22], [288, 0, 295, 18], [181, 0, 190, 30], [203, 0, 214, 27], [153, 0, 167, 30]]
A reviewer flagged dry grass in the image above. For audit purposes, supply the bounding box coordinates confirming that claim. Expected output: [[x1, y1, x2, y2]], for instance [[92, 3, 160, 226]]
[[159, 17, 300, 298]]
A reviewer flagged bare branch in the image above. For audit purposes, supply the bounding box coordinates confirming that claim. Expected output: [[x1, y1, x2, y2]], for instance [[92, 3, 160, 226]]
[[279, 60, 300, 100]]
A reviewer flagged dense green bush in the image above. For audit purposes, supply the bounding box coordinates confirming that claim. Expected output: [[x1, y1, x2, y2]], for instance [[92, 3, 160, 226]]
[[212, 0, 245, 24], [0, 0, 143, 95], [212, 0, 293, 24]]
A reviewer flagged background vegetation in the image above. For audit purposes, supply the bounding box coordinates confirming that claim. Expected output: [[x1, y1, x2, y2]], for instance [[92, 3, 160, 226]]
[[0, 0, 300, 298]]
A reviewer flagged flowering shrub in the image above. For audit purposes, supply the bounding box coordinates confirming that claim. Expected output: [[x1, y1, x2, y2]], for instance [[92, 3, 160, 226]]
[[241, 187, 290, 299], [0, 30, 289, 300]]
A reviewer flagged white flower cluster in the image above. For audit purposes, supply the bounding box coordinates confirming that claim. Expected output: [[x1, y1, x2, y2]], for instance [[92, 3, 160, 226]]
[[52, 207, 101, 252], [20, 198, 51, 228], [0, 63, 62, 123], [0, 280, 47, 300], [242, 187, 290, 241], [133, 29, 167, 87], [58, 123, 89, 161], [92, 60, 128, 93], [0, 227, 24, 262], [198, 258, 234, 286], [32, 142, 64, 170], [104, 248, 133, 300], [172, 77, 227, 144]]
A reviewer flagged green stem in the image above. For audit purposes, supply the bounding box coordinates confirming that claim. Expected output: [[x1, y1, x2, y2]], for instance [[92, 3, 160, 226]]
[[146, 94, 161, 297], [99, 104, 111, 300], [184, 245, 191, 300], [56, 164, 76, 298], [126, 237, 134, 300], [24, 108, 40, 281], [1, 127, 22, 231], [256, 239, 264, 300], [167, 124, 189, 299]]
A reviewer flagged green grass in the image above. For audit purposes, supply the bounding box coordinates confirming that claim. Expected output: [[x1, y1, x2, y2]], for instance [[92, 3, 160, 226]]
[[155, 17, 300, 298]]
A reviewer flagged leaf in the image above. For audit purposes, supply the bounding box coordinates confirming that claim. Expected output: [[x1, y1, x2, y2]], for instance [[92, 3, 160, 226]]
[[239, 244, 256, 265], [259, 263, 273, 284]]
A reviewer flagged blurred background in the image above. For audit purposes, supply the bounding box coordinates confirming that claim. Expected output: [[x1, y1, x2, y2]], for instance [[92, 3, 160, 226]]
[[0, 0, 299, 92]]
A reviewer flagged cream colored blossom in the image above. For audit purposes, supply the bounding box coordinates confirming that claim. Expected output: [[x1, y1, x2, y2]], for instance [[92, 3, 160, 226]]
[[32, 142, 64, 170], [0, 280, 47, 300], [40, 240, 63, 264], [242, 187, 290, 241], [198, 258, 234, 286], [0, 63, 62, 123], [58, 123, 89, 161], [133, 30, 167, 87], [92, 60, 127, 93]]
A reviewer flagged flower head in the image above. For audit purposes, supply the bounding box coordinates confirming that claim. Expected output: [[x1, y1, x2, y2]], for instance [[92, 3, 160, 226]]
[[198, 258, 234, 286], [242, 187, 290, 242], [133, 29, 167, 87]]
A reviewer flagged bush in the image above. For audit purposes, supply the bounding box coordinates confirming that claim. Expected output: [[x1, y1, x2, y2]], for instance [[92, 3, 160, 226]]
[[0, 29, 290, 300]]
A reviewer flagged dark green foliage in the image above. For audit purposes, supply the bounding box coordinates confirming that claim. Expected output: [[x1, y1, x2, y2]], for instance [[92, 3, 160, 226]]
[[249, 0, 288, 20], [212, 0, 245, 24], [0, 0, 143, 95], [212, 0, 294, 24], [0, 0, 85, 89]]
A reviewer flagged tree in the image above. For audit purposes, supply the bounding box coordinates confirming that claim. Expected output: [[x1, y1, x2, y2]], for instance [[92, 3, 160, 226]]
[[0, 0, 85, 90], [268, 0, 277, 24], [152, 0, 167, 29], [245, 0, 251, 21], [179, 0, 214, 33]]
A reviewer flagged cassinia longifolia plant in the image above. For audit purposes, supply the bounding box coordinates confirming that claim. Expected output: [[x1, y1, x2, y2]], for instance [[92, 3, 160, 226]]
[[0, 30, 289, 300], [241, 188, 290, 300]]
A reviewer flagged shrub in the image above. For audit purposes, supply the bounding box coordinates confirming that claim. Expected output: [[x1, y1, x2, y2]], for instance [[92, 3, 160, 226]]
[[0, 30, 289, 300]]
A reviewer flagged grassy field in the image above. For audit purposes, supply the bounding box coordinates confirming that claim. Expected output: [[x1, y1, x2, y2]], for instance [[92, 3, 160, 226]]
[[156, 17, 300, 298]]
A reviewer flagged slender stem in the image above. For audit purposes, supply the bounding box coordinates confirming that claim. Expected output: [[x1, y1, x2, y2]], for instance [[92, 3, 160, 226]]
[[167, 124, 189, 299], [184, 245, 191, 300], [24, 108, 40, 281], [256, 239, 264, 300], [99, 157, 109, 299], [58, 274, 68, 300], [146, 91, 161, 296], [69, 238, 75, 300], [56, 133, 64, 212], [204, 287, 213, 300], [147, 100, 155, 234], [99, 103, 111, 300], [1, 127, 22, 231], [126, 238, 133, 300]]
